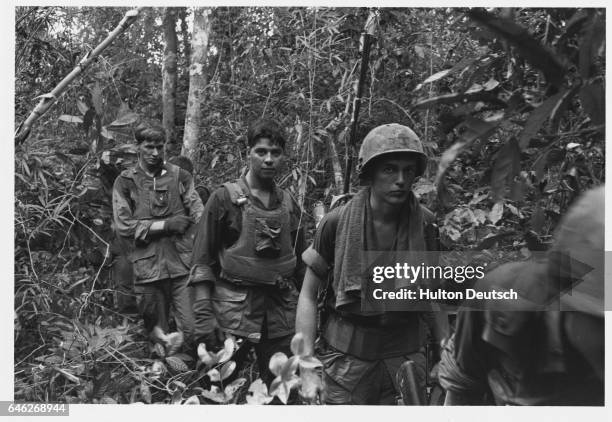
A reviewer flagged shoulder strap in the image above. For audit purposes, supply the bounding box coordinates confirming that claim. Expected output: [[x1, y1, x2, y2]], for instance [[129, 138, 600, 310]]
[[223, 179, 248, 206], [119, 167, 135, 180], [279, 188, 295, 214]]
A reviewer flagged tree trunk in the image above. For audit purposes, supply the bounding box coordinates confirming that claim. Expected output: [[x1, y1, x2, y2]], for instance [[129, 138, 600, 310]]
[[182, 8, 211, 161], [179, 8, 191, 62], [162, 7, 178, 145]]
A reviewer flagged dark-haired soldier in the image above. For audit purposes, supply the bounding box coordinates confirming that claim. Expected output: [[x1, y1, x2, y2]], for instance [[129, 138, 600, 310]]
[[439, 186, 605, 405], [296, 124, 448, 404], [112, 124, 204, 354], [190, 119, 306, 384]]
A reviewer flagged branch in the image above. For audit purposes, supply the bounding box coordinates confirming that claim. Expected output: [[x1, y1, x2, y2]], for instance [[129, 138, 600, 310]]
[[15, 7, 144, 145]]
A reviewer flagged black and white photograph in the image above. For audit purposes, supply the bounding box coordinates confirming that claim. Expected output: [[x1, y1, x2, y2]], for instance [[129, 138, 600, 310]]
[[7, 2, 609, 418]]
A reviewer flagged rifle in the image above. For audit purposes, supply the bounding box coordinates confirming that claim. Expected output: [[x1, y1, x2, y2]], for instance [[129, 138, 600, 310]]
[[342, 9, 378, 194], [396, 360, 425, 405], [15, 7, 144, 145]]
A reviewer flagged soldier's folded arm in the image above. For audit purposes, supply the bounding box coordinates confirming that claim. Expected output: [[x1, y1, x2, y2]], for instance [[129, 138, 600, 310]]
[[112, 177, 194, 243]]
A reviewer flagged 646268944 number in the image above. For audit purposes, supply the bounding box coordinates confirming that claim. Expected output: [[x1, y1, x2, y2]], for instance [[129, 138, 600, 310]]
[[1, 402, 69, 416]]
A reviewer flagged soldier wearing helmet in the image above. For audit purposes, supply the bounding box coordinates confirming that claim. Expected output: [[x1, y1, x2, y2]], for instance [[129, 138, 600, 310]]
[[438, 186, 604, 405], [296, 123, 448, 404]]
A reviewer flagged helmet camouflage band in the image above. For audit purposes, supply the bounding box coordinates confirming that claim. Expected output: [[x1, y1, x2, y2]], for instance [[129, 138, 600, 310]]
[[357, 123, 428, 178]]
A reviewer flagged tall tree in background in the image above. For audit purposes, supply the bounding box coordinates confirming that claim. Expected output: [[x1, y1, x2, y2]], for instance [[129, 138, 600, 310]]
[[182, 8, 211, 160], [162, 7, 178, 144]]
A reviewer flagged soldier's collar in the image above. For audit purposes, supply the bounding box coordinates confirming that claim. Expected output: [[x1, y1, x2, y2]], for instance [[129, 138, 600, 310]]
[[133, 163, 168, 178]]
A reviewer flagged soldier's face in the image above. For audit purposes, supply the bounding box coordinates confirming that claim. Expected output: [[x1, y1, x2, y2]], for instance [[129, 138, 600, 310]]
[[248, 137, 284, 182], [369, 155, 418, 205], [138, 139, 165, 171]]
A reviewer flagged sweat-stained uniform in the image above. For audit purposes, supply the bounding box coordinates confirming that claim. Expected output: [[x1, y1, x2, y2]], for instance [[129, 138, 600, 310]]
[[190, 177, 306, 384], [113, 162, 204, 341], [302, 188, 437, 405]]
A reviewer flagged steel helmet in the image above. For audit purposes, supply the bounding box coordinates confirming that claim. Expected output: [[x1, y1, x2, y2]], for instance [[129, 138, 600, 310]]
[[357, 123, 428, 178], [548, 185, 605, 316]]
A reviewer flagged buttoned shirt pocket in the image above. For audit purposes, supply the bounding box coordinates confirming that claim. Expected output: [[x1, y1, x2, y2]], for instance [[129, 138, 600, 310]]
[[212, 283, 248, 330], [150, 186, 170, 217]]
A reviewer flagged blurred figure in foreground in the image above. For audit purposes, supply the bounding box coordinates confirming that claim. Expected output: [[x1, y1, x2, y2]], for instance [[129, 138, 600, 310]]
[[439, 186, 604, 405]]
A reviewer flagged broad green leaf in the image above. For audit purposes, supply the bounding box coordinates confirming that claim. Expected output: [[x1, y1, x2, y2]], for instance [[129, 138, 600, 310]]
[[182, 395, 200, 405], [518, 90, 567, 150], [219, 360, 236, 381], [197, 343, 218, 366], [77, 100, 89, 115], [422, 69, 452, 84], [207, 368, 221, 382], [533, 150, 549, 182], [269, 376, 299, 404], [165, 355, 188, 372], [531, 205, 545, 233], [108, 112, 139, 127], [506, 203, 523, 218], [246, 379, 273, 405], [216, 337, 236, 364], [550, 87, 579, 132], [414, 45, 425, 59], [59, 115, 83, 124], [224, 377, 247, 401], [171, 389, 183, 404], [467, 9, 565, 88], [268, 352, 288, 377], [473, 209, 487, 225], [490, 138, 521, 201], [281, 355, 299, 381], [413, 180, 436, 197], [139, 382, 151, 404], [201, 386, 227, 403], [210, 155, 219, 169], [150, 360, 166, 377], [298, 355, 323, 370], [578, 12, 605, 79], [488, 202, 504, 224], [101, 127, 116, 140], [483, 78, 499, 91], [435, 117, 499, 187], [153, 342, 165, 358]]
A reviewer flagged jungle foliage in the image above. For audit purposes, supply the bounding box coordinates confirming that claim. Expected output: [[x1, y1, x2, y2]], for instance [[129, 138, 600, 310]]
[[14, 7, 605, 404]]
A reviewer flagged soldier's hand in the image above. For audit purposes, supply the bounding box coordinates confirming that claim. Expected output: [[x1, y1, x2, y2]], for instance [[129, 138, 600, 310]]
[[165, 215, 194, 234]]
